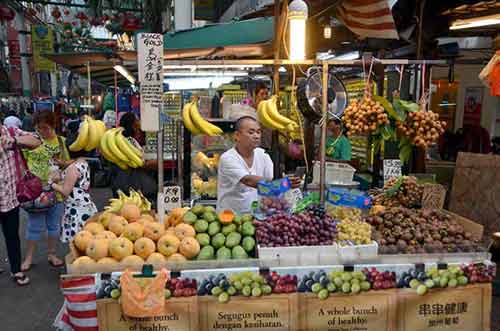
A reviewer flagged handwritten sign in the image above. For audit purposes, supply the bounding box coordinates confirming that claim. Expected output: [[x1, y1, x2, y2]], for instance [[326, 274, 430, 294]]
[[138, 33, 163, 132], [383, 159, 402, 183], [163, 186, 182, 211], [421, 184, 447, 209]]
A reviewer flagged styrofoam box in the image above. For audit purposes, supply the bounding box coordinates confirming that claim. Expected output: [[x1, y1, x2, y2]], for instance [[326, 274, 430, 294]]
[[338, 241, 378, 262], [258, 244, 338, 266]]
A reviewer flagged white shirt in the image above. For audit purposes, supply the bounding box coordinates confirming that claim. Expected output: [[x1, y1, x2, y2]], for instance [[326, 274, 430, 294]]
[[217, 147, 273, 214], [3, 116, 22, 129]]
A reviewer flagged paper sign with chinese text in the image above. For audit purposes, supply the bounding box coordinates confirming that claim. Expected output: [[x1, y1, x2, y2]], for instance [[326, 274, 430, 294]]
[[383, 159, 402, 183], [138, 33, 163, 132], [163, 186, 182, 212]]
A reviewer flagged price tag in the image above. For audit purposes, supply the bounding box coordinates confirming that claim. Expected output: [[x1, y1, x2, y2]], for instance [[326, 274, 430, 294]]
[[163, 185, 182, 212], [383, 159, 402, 183], [285, 188, 303, 207]]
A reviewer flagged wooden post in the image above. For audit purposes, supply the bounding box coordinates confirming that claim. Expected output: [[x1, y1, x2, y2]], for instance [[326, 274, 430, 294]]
[[320, 62, 329, 204]]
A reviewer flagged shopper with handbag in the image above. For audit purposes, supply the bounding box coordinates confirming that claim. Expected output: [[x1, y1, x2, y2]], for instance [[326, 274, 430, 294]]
[[20, 111, 70, 272], [0, 124, 41, 285]]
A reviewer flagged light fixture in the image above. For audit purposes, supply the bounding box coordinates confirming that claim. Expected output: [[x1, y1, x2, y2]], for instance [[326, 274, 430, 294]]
[[164, 71, 249, 77], [450, 13, 500, 30], [288, 0, 308, 61], [323, 26, 332, 39], [113, 65, 136, 84]]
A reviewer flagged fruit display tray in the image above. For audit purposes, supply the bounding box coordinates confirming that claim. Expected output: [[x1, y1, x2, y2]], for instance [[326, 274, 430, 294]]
[[257, 244, 338, 266], [338, 241, 378, 262]]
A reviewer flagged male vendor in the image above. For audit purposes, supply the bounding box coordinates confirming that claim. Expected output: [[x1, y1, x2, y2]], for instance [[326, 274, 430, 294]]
[[217, 116, 273, 214]]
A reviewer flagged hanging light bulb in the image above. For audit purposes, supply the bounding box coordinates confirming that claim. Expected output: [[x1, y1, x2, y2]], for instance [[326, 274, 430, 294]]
[[288, 0, 308, 61], [323, 25, 332, 39]]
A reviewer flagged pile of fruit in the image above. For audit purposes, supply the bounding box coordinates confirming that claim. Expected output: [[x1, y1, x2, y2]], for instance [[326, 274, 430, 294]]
[[255, 209, 336, 247], [69, 116, 144, 170], [366, 207, 483, 254], [71, 191, 200, 267], [97, 278, 121, 300], [326, 205, 362, 221], [197, 272, 273, 303], [298, 270, 372, 300], [370, 176, 423, 208], [257, 96, 299, 132], [192, 174, 217, 198], [264, 272, 297, 294], [396, 109, 446, 149], [165, 277, 198, 298], [398, 266, 469, 295], [100, 127, 144, 170], [343, 97, 390, 136], [69, 116, 106, 152], [182, 205, 256, 260], [462, 263, 496, 283], [182, 100, 223, 136], [337, 218, 371, 245], [361, 268, 397, 290]]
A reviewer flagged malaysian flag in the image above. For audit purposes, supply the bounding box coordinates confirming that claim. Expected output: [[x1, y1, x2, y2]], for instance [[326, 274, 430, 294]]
[[54, 276, 98, 331], [337, 0, 399, 39]]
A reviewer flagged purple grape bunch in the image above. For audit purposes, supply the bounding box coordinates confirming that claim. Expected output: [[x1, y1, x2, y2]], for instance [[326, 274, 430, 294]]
[[255, 210, 337, 247]]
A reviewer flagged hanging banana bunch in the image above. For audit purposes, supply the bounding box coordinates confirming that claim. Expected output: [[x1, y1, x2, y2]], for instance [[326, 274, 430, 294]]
[[257, 95, 299, 132], [99, 127, 144, 170], [69, 116, 107, 152], [182, 100, 223, 136]]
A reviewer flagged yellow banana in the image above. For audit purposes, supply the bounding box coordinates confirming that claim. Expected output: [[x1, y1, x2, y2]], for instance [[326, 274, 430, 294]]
[[182, 102, 202, 135], [85, 118, 100, 151], [115, 128, 143, 168], [107, 128, 129, 162], [69, 118, 89, 152], [257, 100, 286, 130], [117, 190, 128, 202], [125, 138, 144, 165], [95, 120, 106, 139], [189, 102, 223, 136], [99, 130, 128, 170], [105, 198, 123, 213], [266, 95, 297, 127]]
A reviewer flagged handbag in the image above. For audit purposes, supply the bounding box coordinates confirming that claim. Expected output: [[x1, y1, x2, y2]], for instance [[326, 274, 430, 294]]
[[8, 128, 43, 203]]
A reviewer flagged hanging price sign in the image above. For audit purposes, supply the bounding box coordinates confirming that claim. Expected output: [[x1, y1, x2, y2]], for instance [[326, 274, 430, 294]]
[[383, 159, 402, 183]]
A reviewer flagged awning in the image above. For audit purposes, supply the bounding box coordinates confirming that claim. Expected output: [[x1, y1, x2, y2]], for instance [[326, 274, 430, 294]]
[[45, 17, 275, 86], [164, 17, 274, 49]]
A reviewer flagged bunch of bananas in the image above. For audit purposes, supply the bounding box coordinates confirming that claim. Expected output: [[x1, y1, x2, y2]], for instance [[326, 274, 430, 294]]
[[105, 189, 151, 213], [257, 95, 299, 132], [182, 100, 223, 136], [69, 116, 106, 152], [100, 127, 144, 170]]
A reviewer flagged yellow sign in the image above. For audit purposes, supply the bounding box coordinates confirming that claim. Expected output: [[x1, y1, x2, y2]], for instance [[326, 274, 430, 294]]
[[31, 25, 55, 72]]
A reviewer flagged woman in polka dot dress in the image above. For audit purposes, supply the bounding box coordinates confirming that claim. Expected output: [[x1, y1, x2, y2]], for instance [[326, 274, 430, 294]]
[[50, 159, 97, 242]]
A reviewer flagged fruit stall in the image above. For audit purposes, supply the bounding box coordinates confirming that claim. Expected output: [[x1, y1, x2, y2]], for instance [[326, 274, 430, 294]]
[[58, 58, 495, 331]]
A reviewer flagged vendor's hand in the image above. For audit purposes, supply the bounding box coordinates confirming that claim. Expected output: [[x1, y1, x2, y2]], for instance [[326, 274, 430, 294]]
[[289, 175, 302, 189]]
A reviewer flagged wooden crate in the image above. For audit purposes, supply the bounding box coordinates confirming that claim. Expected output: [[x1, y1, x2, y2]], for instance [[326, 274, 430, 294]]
[[297, 291, 398, 331], [198, 294, 298, 331], [396, 283, 491, 331], [97, 297, 199, 331]]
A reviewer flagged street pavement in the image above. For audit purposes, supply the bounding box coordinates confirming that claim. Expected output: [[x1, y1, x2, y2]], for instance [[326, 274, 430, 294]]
[[0, 188, 499, 331]]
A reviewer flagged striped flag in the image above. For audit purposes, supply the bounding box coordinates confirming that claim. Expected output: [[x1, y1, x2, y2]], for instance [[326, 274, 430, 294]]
[[337, 0, 399, 39], [54, 276, 98, 331]]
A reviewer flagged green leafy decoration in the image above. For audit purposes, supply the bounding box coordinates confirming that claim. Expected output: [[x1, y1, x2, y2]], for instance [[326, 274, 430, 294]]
[[385, 177, 404, 197], [392, 99, 407, 122], [399, 100, 420, 112], [381, 125, 397, 141], [399, 141, 413, 165], [373, 95, 401, 121]]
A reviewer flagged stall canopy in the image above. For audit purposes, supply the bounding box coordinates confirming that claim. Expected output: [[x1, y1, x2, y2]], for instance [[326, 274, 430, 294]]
[[45, 17, 275, 86]]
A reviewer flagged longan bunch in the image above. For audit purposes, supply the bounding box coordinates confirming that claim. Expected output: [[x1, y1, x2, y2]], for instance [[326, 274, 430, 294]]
[[396, 111, 446, 148], [343, 97, 389, 136]]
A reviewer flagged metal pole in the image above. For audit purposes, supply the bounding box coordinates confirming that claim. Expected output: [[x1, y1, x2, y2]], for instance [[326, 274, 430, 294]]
[[320, 62, 328, 204], [157, 106, 164, 221], [177, 96, 184, 197], [114, 67, 118, 127], [87, 61, 91, 113]]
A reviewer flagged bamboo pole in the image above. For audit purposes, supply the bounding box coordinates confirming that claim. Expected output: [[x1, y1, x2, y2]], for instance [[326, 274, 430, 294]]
[[319, 62, 329, 204]]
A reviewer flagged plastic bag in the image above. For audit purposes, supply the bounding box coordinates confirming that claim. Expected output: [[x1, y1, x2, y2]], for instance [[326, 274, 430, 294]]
[[256, 177, 292, 217], [120, 268, 168, 318], [479, 52, 500, 96], [325, 188, 372, 220]]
